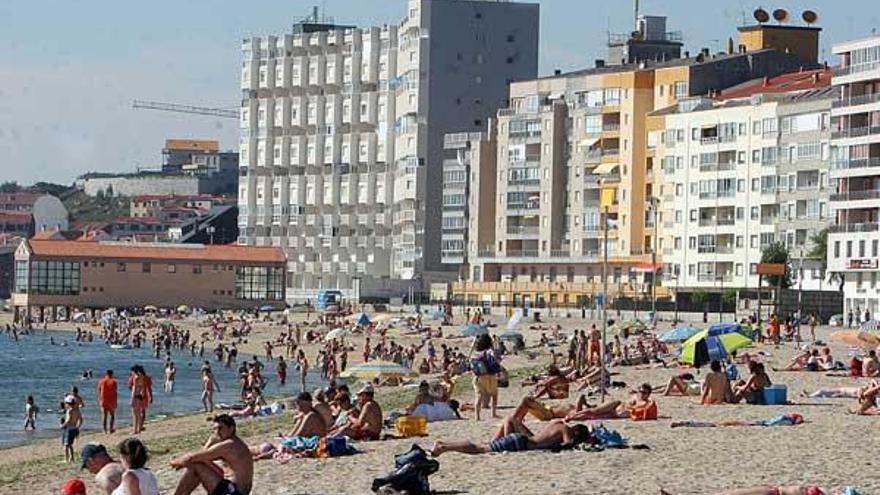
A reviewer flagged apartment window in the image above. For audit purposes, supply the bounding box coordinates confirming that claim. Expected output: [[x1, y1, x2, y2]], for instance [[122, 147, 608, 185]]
[[167, 264, 177, 274], [860, 240, 866, 257], [750, 207, 758, 220], [834, 241, 840, 258], [192, 264, 203, 274], [736, 264, 743, 276], [752, 121, 761, 135], [873, 240, 878, 257], [846, 241, 853, 258], [117, 263, 126, 272], [736, 236, 744, 248], [235, 266, 284, 301], [142, 262, 151, 273], [750, 263, 758, 275], [750, 235, 758, 248], [673, 81, 687, 98]]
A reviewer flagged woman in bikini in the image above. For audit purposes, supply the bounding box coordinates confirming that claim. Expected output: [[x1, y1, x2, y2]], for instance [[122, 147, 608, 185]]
[[201, 369, 220, 413], [130, 365, 146, 434]]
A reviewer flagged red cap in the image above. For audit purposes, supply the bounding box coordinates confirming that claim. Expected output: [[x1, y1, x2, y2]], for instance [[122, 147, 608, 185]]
[[61, 478, 87, 495]]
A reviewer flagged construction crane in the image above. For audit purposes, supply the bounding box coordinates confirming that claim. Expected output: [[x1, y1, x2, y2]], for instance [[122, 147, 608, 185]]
[[132, 100, 238, 119]]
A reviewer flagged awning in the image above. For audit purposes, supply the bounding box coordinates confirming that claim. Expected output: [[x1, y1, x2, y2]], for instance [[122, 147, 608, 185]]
[[579, 137, 600, 147], [547, 92, 563, 101], [592, 162, 619, 175], [632, 262, 662, 273]]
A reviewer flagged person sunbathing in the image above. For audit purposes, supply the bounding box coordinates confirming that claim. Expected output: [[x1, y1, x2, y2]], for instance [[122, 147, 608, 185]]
[[430, 413, 592, 456], [803, 387, 863, 399], [406, 381, 438, 414], [566, 383, 657, 421], [776, 351, 811, 372], [863, 350, 880, 377], [663, 374, 701, 397], [659, 485, 827, 495], [532, 366, 570, 400]]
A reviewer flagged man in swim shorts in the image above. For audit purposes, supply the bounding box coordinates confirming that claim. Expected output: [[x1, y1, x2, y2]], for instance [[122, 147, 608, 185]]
[[170, 414, 254, 495]]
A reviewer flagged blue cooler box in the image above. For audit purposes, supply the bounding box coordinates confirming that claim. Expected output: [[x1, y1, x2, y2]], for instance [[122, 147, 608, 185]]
[[763, 384, 787, 405]]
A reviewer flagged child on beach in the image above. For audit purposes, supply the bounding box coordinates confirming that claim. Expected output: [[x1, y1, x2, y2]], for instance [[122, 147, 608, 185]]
[[24, 395, 38, 431], [61, 395, 83, 463]]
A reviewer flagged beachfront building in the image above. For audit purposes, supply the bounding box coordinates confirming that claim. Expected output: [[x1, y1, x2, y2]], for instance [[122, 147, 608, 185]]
[[237, 0, 539, 302], [449, 16, 821, 308], [650, 68, 834, 298], [828, 35, 880, 317], [10, 240, 286, 320]]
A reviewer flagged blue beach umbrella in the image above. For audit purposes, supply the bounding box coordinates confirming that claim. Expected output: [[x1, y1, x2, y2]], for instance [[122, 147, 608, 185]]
[[461, 323, 489, 337], [707, 322, 742, 336], [658, 326, 701, 343], [354, 312, 371, 326]]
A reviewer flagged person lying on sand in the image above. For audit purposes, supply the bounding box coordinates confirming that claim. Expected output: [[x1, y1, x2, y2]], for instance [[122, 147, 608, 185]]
[[566, 383, 657, 421], [802, 387, 863, 399], [775, 350, 812, 372], [659, 485, 828, 495], [431, 414, 592, 456], [531, 365, 570, 400]]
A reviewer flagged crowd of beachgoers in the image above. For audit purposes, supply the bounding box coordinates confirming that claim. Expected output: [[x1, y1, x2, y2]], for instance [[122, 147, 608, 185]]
[[2, 304, 875, 494]]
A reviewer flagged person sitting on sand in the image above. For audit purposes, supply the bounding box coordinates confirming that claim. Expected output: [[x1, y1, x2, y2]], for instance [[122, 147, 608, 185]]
[[329, 385, 383, 441], [406, 381, 438, 414], [312, 389, 335, 429], [170, 414, 254, 495], [81, 443, 124, 494], [229, 392, 261, 419], [531, 365, 570, 400], [817, 347, 835, 371], [851, 381, 880, 415], [863, 350, 880, 377], [663, 373, 701, 397], [733, 362, 772, 404], [777, 350, 812, 372], [702, 360, 733, 405], [431, 412, 592, 457], [286, 392, 327, 438]]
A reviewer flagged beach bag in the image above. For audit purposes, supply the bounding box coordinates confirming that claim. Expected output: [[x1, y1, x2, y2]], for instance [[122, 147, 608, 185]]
[[497, 367, 510, 388], [393, 444, 439, 474], [590, 425, 625, 449], [394, 415, 427, 437], [371, 463, 430, 495]]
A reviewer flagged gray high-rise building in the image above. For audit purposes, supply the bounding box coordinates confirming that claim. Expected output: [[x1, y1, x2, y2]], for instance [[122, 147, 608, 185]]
[[238, 0, 538, 301]]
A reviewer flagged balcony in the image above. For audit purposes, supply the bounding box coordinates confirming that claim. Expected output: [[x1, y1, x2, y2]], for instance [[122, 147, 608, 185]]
[[833, 92, 880, 109], [601, 148, 620, 157], [506, 202, 540, 212], [505, 250, 540, 258], [832, 157, 880, 170], [509, 130, 542, 140], [832, 125, 880, 140], [830, 189, 880, 202], [507, 179, 541, 187], [585, 150, 602, 164], [697, 273, 733, 282], [834, 61, 880, 77], [699, 217, 735, 227], [829, 222, 880, 233], [760, 216, 779, 225], [699, 190, 736, 200], [699, 162, 736, 172], [506, 225, 540, 236], [442, 204, 466, 212]]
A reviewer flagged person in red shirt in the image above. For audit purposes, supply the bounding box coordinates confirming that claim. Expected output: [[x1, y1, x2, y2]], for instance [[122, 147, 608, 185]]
[[97, 370, 118, 434]]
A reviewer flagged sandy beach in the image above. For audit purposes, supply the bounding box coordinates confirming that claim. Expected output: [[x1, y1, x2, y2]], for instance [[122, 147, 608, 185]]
[[0, 309, 875, 495]]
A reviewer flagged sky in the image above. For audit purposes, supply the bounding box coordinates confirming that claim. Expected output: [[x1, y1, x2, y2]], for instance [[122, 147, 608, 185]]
[[1, 0, 878, 185]]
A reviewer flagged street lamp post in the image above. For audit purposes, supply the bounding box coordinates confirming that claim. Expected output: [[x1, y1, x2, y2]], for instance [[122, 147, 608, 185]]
[[600, 204, 609, 403], [649, 196, 659, 326]]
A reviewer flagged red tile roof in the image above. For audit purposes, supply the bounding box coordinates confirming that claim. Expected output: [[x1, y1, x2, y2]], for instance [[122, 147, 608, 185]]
[[0, 212, 33, 222], [0, 193, 41, 206], [716, 68, 832, 100], [26, 240, 286, 264]]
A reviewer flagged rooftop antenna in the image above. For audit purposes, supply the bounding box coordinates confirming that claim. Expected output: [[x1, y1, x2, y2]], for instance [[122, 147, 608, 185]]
[[634, 0, 640, 28]]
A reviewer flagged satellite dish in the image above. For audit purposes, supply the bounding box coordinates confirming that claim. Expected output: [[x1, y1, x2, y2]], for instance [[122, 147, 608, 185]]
[[772, 8, 789, 24], [802, 10, 818, 25], [753, 8, 770, 24]]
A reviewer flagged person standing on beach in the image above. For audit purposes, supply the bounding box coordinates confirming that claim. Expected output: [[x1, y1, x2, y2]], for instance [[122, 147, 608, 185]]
[[24, 395, 38, 431], [276, 356, 288, 386], [129, 366, 147, 435], [61, 395, 83, 463], [164, 361, 176, 393], [297, 349, 309, 393], [98, 370, 118, 434], [201, 368, 220, 413]]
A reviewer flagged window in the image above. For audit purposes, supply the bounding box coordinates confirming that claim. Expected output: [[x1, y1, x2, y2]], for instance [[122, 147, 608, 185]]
[[167, 264, 177, 274], [834, 241, 840, 258], [142, 262, 151, 273], [235, 266, 284, 301], [193, 264, 202, 274], [24, 260, 80, 296], [117, 263, 126, 272], [847, 241, 853, 258]]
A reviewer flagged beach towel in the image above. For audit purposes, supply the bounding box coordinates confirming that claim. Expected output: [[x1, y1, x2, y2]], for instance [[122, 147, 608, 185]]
[[671, 413, 804, 428], [574, 425, 649, 452], [410, 403, 458, 422]]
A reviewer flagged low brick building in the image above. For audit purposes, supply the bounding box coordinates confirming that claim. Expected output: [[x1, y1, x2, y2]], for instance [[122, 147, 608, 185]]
[[11, 239, 286, 320]]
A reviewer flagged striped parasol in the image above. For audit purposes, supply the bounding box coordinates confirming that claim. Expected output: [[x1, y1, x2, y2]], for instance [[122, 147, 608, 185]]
[[339, 360, 417, 379], [860, 320, 880, 332]]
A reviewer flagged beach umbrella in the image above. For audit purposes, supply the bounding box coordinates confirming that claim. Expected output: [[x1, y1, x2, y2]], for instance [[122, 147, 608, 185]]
[[177, 305, 190, 314], [259, 304, 276, 312], [339, 360, 417, 379], [831, 330, 880, 348], [71, 312, 87, 323], [354, 312, 371, 326], [325, 328, 350, 341], [461, 323, 489, 337], [507, 308, 524, 331], [707, 322, 742, 336], [143, 305, 158, 312], [860, 320, 880, 332], [680, 329, 752, 366], [499, 331, 523, 342], [657, 326, 700, 343]]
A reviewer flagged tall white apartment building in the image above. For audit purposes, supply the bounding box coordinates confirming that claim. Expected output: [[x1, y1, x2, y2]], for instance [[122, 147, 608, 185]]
[[828, 36, 880, 316], [655, 69, 833, 294], [238, 1, 539, 300]]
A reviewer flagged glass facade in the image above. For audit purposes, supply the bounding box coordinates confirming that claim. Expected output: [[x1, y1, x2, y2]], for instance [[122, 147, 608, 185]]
[[14, 261, 28, 293], [235, 266, 284, 301], [27, 260, 81, 295]]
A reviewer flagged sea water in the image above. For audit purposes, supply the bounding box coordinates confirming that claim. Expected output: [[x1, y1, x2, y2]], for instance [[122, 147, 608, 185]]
[[0, 329, 320, 448]]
